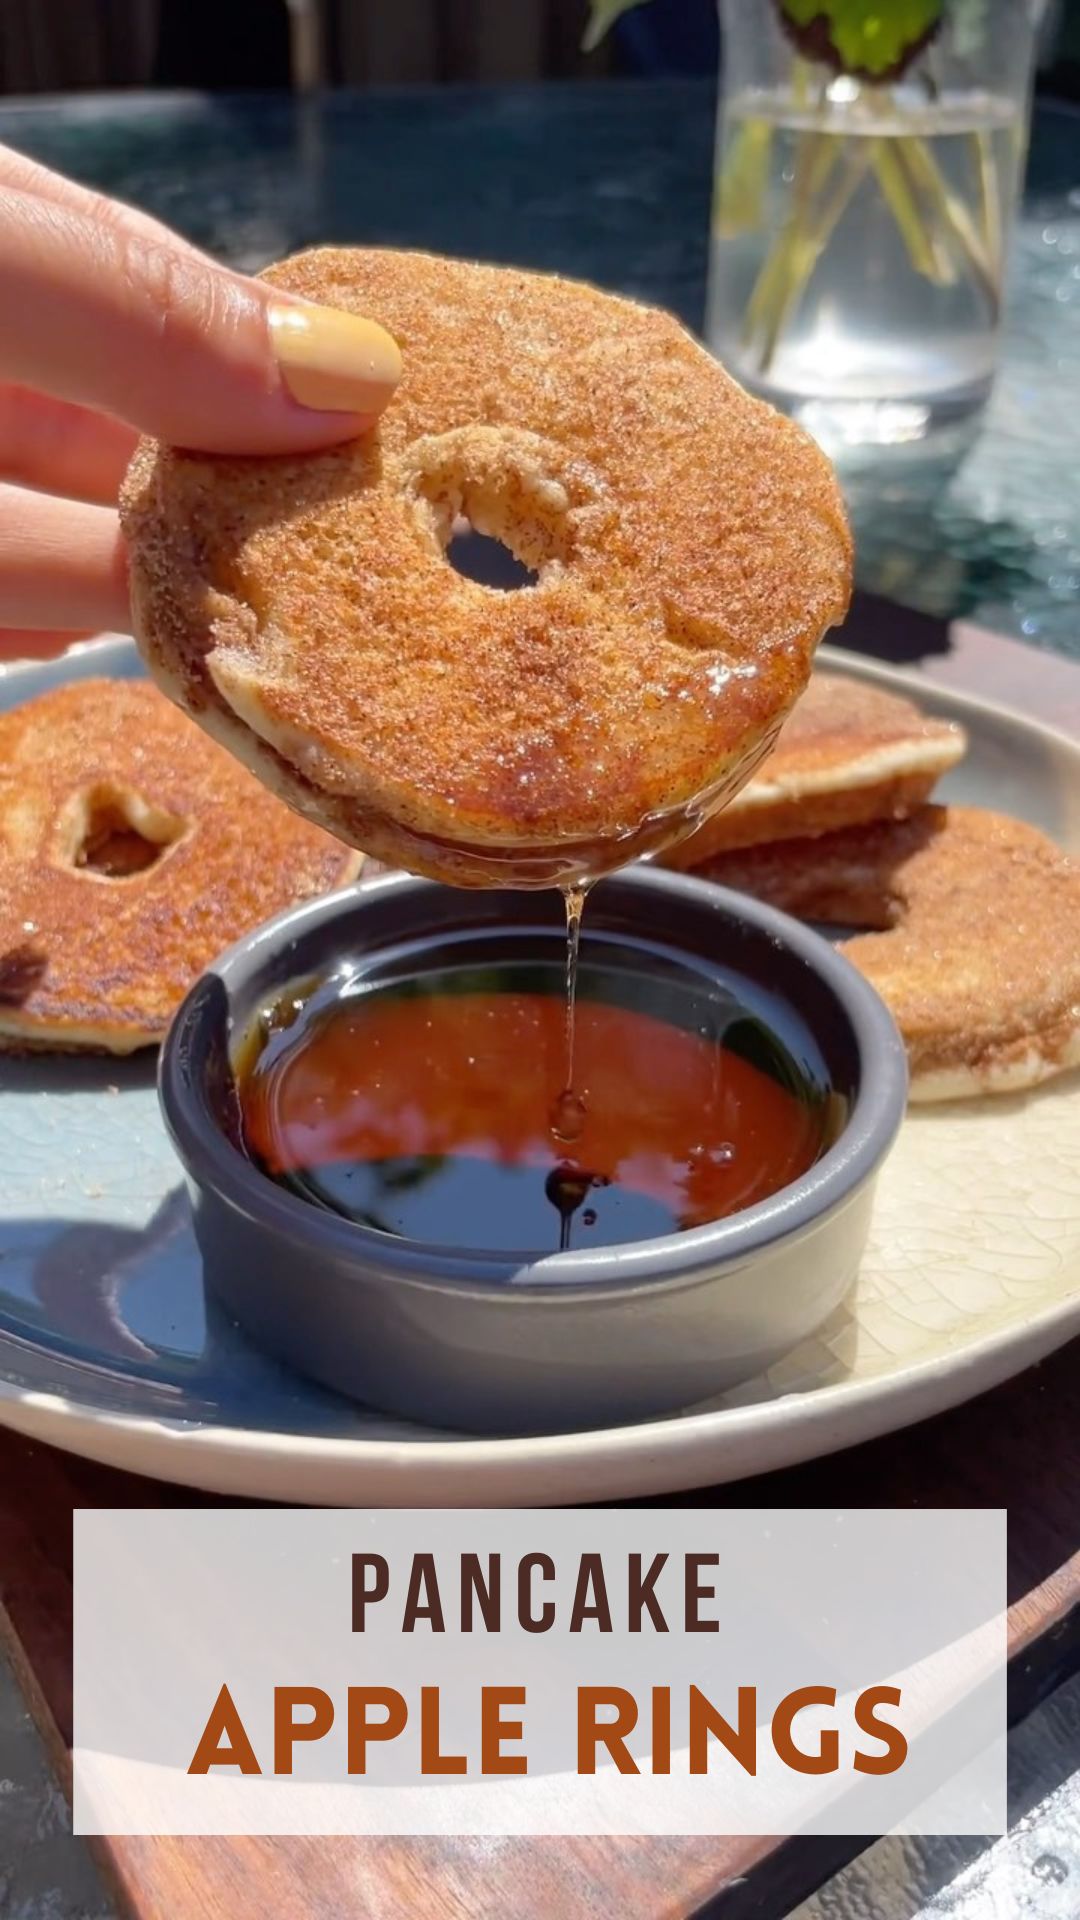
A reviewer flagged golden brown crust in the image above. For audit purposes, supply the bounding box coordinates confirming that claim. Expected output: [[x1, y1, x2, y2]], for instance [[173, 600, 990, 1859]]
[[700, 806, 1080, 1099], [663, 674, 966, 866], [121, 247, 852, 886], [0, 679, 360, 1052]]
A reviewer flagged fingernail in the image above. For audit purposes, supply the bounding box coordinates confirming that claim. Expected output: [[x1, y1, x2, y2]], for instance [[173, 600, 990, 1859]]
[[269, 301, 402, 414]]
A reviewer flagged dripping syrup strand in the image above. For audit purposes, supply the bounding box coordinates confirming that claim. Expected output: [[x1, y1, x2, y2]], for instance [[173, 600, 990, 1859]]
[[551, 881, 589, 1146], [563, 882, 586, 1099]]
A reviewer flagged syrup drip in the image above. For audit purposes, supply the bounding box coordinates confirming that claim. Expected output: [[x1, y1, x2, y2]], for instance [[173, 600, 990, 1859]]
[[551, 882, 590, 1145], [545, 1168, 616, 1251], [545, 1163, 592, 1252]]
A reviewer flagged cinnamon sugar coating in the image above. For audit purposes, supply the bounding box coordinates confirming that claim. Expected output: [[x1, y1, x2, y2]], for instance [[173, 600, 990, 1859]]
[[0, 679, 359, 1052]]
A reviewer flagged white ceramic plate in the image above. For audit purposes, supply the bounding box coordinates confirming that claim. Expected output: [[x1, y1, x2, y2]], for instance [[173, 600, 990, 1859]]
[[1, 637, 1078, 1504]]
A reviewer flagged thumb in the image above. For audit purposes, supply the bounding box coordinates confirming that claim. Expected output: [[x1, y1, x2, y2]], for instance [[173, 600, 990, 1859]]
[[0, 186, 401, 454]]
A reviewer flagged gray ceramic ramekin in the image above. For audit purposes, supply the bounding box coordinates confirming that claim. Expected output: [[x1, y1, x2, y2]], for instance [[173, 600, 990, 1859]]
[[160, 869, 907, 1435]]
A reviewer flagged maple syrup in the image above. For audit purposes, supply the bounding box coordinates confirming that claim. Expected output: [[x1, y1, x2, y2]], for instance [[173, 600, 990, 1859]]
[[553, 881, 590, 1145], [236, 932, 837, 1257]]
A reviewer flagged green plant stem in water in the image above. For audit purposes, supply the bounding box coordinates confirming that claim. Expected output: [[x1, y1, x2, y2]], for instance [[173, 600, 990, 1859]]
[[974, 126, 1003, 279], [872, 136, 957, 284], [868, 137, 953, 284], [895, 133, 1000, 317], [714, 117, 773, 236], [742, 137, 873, 374]]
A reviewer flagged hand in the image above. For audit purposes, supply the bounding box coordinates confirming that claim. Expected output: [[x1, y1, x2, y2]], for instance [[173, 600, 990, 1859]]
[[0, 144, 402, 660]]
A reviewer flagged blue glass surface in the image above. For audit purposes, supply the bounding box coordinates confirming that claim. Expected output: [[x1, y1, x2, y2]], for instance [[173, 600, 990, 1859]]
[[0, 82, 1076, 651]]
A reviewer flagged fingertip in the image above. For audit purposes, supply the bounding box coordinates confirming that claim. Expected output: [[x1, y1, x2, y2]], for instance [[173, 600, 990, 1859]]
[[268, 301, 402, 418]]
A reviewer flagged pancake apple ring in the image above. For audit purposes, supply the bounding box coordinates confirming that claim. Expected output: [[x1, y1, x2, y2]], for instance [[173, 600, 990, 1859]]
[[701, 806, 1080, 1101], [121, 249, 852, 886], [0, 679, 360, 1053]]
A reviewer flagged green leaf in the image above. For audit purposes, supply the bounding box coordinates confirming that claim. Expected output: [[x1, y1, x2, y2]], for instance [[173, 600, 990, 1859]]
[[582, 0, 653, 53], [777, 0, 945, 79]]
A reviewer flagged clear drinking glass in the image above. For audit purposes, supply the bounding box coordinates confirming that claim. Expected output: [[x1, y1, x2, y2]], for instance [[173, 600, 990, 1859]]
[[707, 0, 1046, 468]]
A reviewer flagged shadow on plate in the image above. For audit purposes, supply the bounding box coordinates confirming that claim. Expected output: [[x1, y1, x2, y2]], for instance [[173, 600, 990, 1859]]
[[0, 1047, 158, 1098], [0, 1187, 358, 1434]]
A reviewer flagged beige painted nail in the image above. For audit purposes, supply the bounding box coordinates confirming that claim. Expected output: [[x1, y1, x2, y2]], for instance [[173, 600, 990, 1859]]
[[269, 301, 402, 414]]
